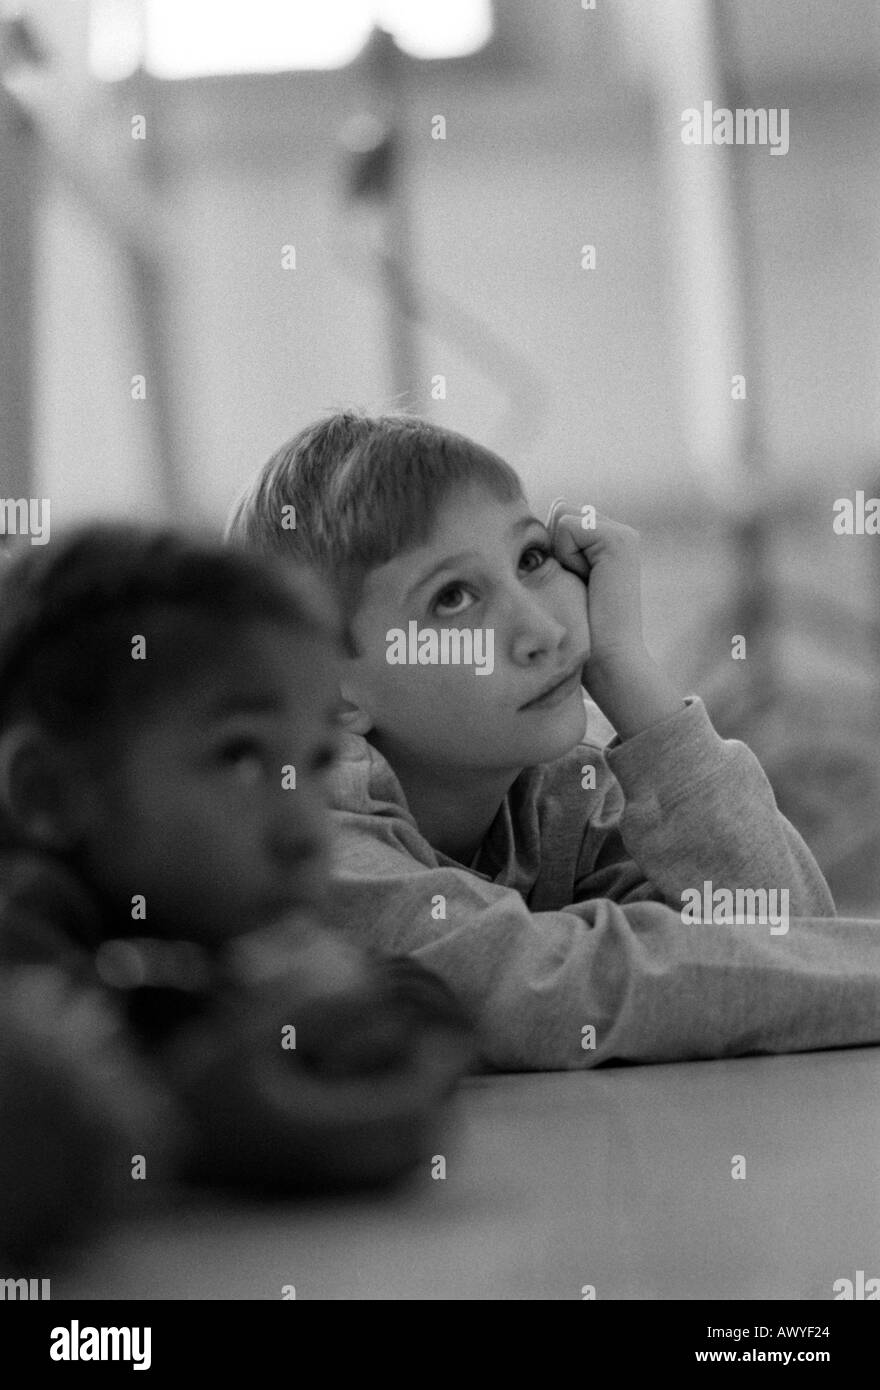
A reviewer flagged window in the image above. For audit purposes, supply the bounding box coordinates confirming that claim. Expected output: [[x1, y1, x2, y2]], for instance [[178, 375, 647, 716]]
[[90, 0, 495, 81]]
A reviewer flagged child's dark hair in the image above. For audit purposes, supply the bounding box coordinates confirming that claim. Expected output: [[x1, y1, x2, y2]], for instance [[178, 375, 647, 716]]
[[0, 522, 340, 751], [226, 410, 525, 648]]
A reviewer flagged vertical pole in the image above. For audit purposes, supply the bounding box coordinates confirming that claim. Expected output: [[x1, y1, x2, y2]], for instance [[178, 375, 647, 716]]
[[623, 0, 777, 709], [710, 0, 776, 708], [124, 68, 185, 520], [0, 83, 34, 514], [361, 27, 420, 407]]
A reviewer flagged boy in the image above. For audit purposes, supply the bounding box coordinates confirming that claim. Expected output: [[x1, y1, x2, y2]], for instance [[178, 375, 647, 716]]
[[229, 410, 880, 1071], [0, 523, 473, 1260]]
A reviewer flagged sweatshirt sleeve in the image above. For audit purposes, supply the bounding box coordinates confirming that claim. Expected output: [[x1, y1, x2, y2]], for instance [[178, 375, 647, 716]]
[[328, 808, 880, 1072], [573, 697, 835, 918]]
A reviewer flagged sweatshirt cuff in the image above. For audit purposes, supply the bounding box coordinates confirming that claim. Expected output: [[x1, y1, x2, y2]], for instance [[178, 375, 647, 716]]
[[602, 695, 722, 806]]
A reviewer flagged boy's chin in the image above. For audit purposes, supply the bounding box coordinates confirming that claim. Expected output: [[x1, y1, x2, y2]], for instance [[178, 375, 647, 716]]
[[510, 702, 588, 766]]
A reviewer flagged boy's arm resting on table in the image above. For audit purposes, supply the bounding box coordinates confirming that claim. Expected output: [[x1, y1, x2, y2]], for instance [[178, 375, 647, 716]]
[[576, 696, 835, 918], [329, 816, 878, 1073]]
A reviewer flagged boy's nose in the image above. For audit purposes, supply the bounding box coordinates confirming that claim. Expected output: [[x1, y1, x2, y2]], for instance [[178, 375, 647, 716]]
[[507, 598, 568, 666]]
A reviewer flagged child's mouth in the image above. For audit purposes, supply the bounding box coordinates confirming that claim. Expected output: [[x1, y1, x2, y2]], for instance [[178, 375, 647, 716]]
[[520, 666, 582, 711]]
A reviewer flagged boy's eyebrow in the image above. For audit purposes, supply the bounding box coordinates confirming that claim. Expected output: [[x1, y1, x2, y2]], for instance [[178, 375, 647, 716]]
[[406, 515, 544, 600]]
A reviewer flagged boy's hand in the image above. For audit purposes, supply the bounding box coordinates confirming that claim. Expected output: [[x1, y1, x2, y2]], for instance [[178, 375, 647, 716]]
[[546, 499, 645, 663], [546, 498, 686, 739]]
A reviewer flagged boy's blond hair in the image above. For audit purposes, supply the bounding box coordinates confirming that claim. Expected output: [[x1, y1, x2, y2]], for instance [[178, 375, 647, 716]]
[[227, 411, 524, 650]]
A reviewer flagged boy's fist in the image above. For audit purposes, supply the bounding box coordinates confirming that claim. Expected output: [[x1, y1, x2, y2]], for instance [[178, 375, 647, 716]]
[[546, 498, 685, 739], [546, 497, 644, 667]]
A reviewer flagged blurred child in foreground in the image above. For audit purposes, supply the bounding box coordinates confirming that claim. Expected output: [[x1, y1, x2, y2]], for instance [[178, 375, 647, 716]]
[[0, 524, 473, 1264]]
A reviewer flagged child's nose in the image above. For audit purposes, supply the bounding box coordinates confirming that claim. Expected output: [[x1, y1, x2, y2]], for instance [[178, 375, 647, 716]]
[[506, 595, 568, 666]]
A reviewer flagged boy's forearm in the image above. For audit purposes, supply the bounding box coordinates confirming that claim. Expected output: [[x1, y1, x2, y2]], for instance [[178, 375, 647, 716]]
[[584, 646, 685, 741]]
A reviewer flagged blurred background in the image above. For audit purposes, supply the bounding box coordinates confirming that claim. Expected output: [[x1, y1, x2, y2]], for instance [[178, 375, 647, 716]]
[[1, 0, 878, 909]]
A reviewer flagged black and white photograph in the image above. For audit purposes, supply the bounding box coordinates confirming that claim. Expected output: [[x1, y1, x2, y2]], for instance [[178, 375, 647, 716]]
[[0, 0, 878, 1339]]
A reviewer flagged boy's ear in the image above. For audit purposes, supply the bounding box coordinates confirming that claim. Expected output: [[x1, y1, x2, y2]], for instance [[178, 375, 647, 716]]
[[0, 724, 92, 851]]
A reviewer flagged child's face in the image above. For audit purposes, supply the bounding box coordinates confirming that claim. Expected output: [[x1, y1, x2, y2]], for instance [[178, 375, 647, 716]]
[[343, 484, 592, 773], [78, 621, 341, 944]]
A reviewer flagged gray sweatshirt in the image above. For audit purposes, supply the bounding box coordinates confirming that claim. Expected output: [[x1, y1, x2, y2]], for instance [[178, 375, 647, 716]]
[[326, 695, 880, 1070]]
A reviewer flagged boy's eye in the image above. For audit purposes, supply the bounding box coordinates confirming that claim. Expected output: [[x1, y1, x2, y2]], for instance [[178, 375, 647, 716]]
[[431, 545, 551, 615], [520, 543, 552, 572], [432, 584, 475, 618]]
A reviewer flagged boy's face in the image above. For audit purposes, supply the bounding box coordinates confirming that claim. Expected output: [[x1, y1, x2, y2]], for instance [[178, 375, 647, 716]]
[[343, 484, 592, 773], [78, 621, 341, 944]]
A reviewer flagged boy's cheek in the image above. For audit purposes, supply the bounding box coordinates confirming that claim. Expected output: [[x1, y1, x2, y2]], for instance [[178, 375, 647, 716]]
[[574, 610, 591, 662], [376, 667, 439, 707], [558, 565, 589, 604]]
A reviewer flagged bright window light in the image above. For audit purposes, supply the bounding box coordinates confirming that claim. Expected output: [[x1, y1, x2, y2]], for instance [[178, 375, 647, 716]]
[[90, 0, 145, 82], [373, 0, 494, 62], [90, 0, 494, 80]]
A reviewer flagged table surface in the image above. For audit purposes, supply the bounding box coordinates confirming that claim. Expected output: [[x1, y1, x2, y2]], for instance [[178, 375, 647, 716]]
[[58, 1047, 880, 1301]]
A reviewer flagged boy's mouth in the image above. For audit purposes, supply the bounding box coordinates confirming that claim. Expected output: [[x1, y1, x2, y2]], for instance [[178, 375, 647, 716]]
[[519, 660, 584, 710]]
